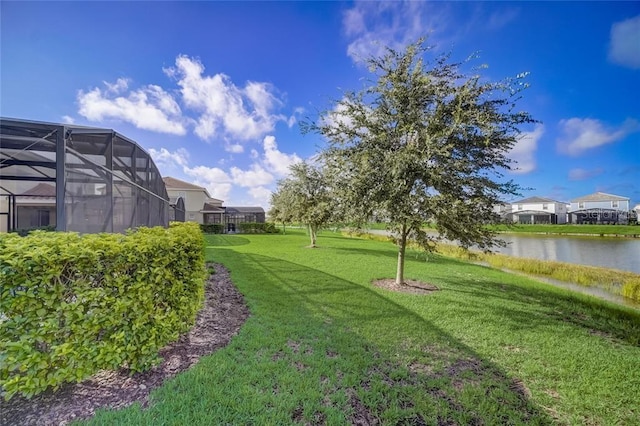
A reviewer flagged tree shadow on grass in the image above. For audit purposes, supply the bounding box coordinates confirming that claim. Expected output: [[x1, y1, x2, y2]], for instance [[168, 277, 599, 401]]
[[204, 234, 251, 247], [433, 264, 640, 346], [211, 251, 556, 425]]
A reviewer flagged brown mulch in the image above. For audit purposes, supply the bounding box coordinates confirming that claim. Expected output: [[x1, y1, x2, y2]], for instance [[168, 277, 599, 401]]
[[372, 278, 439, 295], [0, 263, 249, 426]]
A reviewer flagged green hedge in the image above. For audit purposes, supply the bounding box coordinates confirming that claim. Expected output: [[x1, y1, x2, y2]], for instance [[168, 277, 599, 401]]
[[0, 222, 206, 400], [237, 222, 278, 234], [200, 223, 224, 234], [200, 222, 279, 234]]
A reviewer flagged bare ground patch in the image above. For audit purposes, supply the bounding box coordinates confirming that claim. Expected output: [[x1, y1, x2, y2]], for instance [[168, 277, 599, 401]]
[[372, 278, 439, 295], [0, 263, 249, 426]]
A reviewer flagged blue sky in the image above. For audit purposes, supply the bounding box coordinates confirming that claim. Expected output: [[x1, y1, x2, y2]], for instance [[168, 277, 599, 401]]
[[2, 1, 639, 208]]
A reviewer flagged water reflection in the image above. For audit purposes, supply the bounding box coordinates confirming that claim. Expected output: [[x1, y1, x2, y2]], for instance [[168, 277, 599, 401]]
[[495, 234, 640, 274]]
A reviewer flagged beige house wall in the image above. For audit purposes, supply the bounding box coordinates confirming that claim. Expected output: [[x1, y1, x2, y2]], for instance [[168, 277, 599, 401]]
[[166, 188, 209, 224], [0, 197, 8, 232]]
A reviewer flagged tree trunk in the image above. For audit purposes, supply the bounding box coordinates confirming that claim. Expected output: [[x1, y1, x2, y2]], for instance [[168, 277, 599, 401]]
[[309, 224, 317, 247], [395, 223, 407, 285], [281, 222, 286, 234]]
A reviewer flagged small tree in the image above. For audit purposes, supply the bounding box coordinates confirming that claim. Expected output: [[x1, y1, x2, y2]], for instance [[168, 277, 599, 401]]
[[268, 188, 294, 234], [308, 40, 535, 284], [270, 161, 333, 247]]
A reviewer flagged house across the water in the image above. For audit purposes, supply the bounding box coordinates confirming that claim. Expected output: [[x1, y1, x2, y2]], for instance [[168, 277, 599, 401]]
[[568, 192, 630, 224], [507, 196, 568, 224]]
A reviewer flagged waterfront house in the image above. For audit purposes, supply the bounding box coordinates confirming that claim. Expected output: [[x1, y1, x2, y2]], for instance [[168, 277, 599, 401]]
[[568, 192, 630, 224], [508, 196, 568, 224], [163, 176, 221, 224], [163, 176, 265, 232]]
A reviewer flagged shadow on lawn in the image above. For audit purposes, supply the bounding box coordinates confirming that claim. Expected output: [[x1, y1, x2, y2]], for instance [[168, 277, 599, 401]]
[[332, 243, 639, 346], [436, 264, 640, 346], [218, 251, 556, 425], [205, 234, 251, 247]]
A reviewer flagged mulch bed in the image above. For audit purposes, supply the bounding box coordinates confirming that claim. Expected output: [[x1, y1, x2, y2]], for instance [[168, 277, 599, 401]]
[[372, 278, 439, 295], [0, 263, 249, 426]]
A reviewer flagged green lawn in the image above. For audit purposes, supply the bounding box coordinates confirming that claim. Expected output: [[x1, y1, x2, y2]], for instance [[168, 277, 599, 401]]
[[85, 229, 640, 425]]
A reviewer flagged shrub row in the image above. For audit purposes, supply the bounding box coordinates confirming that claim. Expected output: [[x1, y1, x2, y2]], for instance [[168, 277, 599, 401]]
[[0, 222, 206, 400], [200, 222, 279, 234], [200, 223, 225, 234], [237, 222, 278, 234]]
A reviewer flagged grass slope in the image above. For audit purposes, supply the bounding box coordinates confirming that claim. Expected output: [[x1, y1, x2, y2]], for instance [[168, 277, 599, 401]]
[[85, 230, 640, 425]]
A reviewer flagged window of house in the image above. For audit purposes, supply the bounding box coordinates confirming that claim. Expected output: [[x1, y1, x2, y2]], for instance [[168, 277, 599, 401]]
[[518, 204, 523, 210], [178, 191, 186, 201], [189, 213, 195, 220], [579, 202, 584, 209], [612, 201, 619, 208], [543, 204, 548, 210], [36, 209, 50, 227]]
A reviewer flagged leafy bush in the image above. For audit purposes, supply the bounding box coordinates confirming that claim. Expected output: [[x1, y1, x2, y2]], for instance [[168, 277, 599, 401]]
[[0, 222, 206, 400], [9, 225, 56, 237], [200, 223, 224, 234], [237, 222, 278, 234], [200, 222, 278, 234]]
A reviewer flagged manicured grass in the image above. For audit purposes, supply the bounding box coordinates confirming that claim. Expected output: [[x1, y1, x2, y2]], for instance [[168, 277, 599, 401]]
[[84, 230, 640, 425]]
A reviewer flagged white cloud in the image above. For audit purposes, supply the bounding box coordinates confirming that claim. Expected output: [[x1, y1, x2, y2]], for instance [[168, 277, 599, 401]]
[[568, 167, 604, 181], [230, 164, 274, 187], [165, 55, 286, 141], [104, 78, 130, 94], [262, 135, 302, 177], [61, 115, 75, 124], [487, 8, 519, 30], [609, 15, 640, 69], [248, 186, 273, 207], [225, 143, 244, 154], [148, 147, 190, 170], [149, 136, 302, 207], [77, 80, 186, 135], [343, 1, 449, 63], [184, 165, 233, 201], [508, 124, 544, 174], [557, 118, 639, 156]]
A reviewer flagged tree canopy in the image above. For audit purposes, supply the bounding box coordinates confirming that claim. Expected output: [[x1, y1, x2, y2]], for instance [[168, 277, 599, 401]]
[[269, 161, 333, 248], [307, 40, 536, 284]]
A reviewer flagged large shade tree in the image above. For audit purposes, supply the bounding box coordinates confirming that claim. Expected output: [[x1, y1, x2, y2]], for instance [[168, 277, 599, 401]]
[[307, 40, 535, 285], [269, 161, 333, 248]]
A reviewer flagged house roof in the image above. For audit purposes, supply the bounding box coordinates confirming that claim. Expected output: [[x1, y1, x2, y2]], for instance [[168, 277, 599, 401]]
[[163, 176, 213, 199], [225, 206, 265, 214], [571, 192, 629, 202], [513, 196, 563, 204], [20, 183, 56, 197], [201, 202, 226, 213], [163, 176, 207, 191]]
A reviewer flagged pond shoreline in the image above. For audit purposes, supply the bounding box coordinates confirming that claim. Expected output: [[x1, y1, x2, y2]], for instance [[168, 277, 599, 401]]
[[497, 231, 640, 239]]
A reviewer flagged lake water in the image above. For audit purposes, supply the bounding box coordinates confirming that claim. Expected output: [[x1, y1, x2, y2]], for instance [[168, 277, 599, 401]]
[[370, 229, 640, 274], [494, 233, 640, 274]]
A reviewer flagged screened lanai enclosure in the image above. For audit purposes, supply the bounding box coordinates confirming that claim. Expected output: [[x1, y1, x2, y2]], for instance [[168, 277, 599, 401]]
[[0, 118, 171, 233]]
